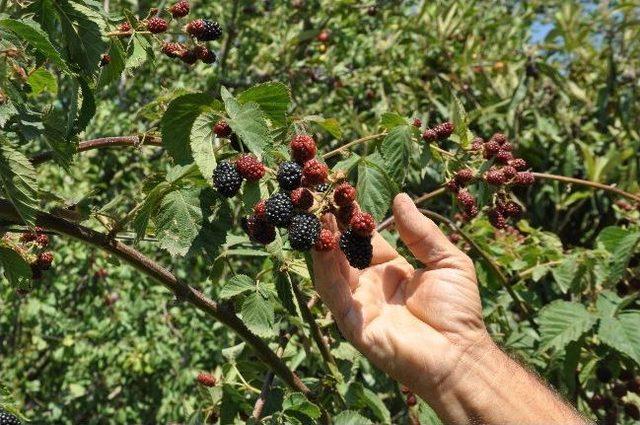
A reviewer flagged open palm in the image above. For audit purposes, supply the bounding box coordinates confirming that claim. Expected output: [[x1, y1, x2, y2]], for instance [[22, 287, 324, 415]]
[[312, 194, 490, 399]]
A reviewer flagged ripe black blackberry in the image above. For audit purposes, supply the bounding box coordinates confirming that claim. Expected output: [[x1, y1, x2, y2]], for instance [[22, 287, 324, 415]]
[[288, 213, 321, 251], [242, 215, 276, 245], [265, 192, 294, 227], [214, 161, 242, 198], [315, 182, 330, 193], [188, 19, 223, 41], [277, 161, 302, 191], [339, 229, 373, 270], [596, 364, 613, 383], [194, 45, 216, 64], [0, 410, 20, 425]]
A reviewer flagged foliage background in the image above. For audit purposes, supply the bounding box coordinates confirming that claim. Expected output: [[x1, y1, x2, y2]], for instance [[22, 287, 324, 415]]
[[1, 0, 640, 424]]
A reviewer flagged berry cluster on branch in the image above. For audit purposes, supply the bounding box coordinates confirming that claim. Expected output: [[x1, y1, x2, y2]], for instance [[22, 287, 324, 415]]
[[0, 409, 21, 425], [2, 227, 55, 284]]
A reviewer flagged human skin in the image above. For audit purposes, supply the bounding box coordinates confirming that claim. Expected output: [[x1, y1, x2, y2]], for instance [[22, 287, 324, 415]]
[[312, 193, 587, 424]]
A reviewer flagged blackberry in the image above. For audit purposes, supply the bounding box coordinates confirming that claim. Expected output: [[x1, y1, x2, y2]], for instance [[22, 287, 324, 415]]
[[196, 372, 216, 387], [501, 165, 517, 180], [214, 120, 232, 138], [619, 369, 634, 383], [242, 215, 276, 245], [513, 171, 535, 186], [254, 199, 266, 218], [302, 159, 328, 186], [194, 45, 216, 64], [314, 228, 337, 251], [503, 201, 523, 219], [170, 0, 190, 18], [146, 17, 168, 33], [333, 182, 356, 207], [484, 169, 505, 186], [434, 121, 454, 140], [596, 364, 613, 383], [366, 5, 378, 16], [456, 190, 475, 210], [454, 168, 474, 185], [463, 204, 478, 221], [277, 161, 303, 190], [339, 229, 373, 270], [315, 182, 331, 193], [288, 213, 321, 251], [214, 161, 242, 198], [235, 154, 265, 182], [483, 140, 500, 159], [509, 158, 528, 171], [99, 54, 111, 67], [290, 187, 314, 210], [612, 383, 628, 398], [406, 393, 417, 407], [117, 22, 132, 33], [265, 192, 294, 227], [445, 179, 459, 193], [37, 252, 53, 270], [188, 19, 223, 41], [495, 150, 513, 164], [180, 49, 198, 65], [0, 410, 20, 425], [422, 128, 437, 142], [500, 142, 513, 152], [162, 42, 186, 58], [349, 211, 375, 236], [290, 134, 317, 164], [36, 233, 49, 247], [488, 208, 507, 229], [337, 204, 358, 227], [490, 133, 508, 145], [470, 137, 484, 151], [412, 118, 422, 128]]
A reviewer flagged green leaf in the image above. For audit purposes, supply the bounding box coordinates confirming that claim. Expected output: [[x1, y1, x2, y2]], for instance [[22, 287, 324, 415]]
[[275, 270, 297, 316], [154, 187, 206, 256], [42, 109, 75, 170], [98, 39, 126, 88], [550, 256, 579, 293], [0, 18, 68, 72], [219, 275, 255, 299], [132, 182, 172, 240], [0, 99, 18, 128], [283, 392, 321, 420], [537, 300, 597, 352], [380, 125, 412, 184], [304, 116, 343, 139], [221, 87, 273, 159], [333, 411, 373, 425], [237, 82, 291, 127], [598, 312, 640, 366], [0, 137, 40, 226], [417, 401, 444, 425], [161, 93, 217, 164], [357, 154, 396, 222], [0, 247, 32, 290], [241, 291, 275, 338], [451, 93, 470, 147], [190, 112, 217, 182], [72, 77, 96, 137], [345, 382, 390, 423], [599, 227, 640, 284], [595, 290, 623, 318], [53, 0, 106, 74], [125, 34, 153, 70], [27, 67, 58, 96], [379, 112, 408, 129]]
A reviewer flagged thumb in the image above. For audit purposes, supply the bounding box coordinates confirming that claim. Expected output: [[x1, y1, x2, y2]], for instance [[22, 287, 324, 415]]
[[392, 193, 466, 268]]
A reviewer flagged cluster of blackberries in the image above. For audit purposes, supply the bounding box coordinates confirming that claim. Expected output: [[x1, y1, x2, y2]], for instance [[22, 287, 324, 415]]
[[0, 409, 20, 425], [590, 364, 640, 421], [420, 121, 455, 143], [114, 2, 221, 66], [214, 153, 266, 198], [19, 227, 54, 281], [445, 133, 534, 229]]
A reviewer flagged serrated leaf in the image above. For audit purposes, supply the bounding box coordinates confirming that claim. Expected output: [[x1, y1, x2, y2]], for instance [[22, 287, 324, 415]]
[[380, 125, 412, 184], [125, 34, 152, 70], [132, 181, 173, 240], [333, 411, 373, 425], [241, 291, 275, 338], [417, 401, 443, 425], [237, 82, 291, 127], [27, 67, 58, 96], [537, 300, 597, 352], [154, 187, 205, 256], [550, 256, 579, 293], [190, 112, 218, 182], [283, 392, 321, 420], [379, 112, 407, 129], [598, 312, 640, 366], [219, 275, 255, 299], [98, 38, 126, 87], [601, 227, 640, 284], [221, 87, 273, 159], [451, 94, 469, 147], [0, 18, 68, 72], [71, 77, 96, 137], [0, 138, 40, 226], [161, 93, 217, 164], [595, 290, 623, 318], [53, 0, 106, 74], [0, 99, 18, 128], [275, 271, 297, 316], [357, 154, 396, 222], [345, 382, 390, 423], [305, 115, 343, 139], [42, 109, 75, 170], [0, 247, 32, 290]]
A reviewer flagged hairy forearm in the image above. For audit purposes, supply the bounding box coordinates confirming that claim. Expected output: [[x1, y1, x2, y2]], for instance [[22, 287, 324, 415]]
[[420, 339, 588, 425]]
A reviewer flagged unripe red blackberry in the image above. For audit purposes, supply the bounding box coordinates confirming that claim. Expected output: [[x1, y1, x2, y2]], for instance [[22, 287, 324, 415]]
[[463, 204, 479, 220], [509, 158, 528, 171], [337, 204, 358, 227], [242, 215, 276, 245], [412, 118, 422, 128], [214, 161, 242, 198], [214, 121, 233, 138], [624, 403, 640, 420], [117, 22, 132, 33], [500, 142, 513, 152], [180, 49, 198, 65], [484, 169, 505, 186], [406, 393, 417, 407], [290, 187, 314, 210], [302, 159, 328, 186], [422, 129, 438, 142], [187, 19, 223, 41], [489, 133, 508, 145], [454, 168, 474, 185], [235, 154, 265, 182], [254, 199, 266, 219], [501, 165, 517, 180], [456, 190, 476, 210], [434, 121, 454, 140], [333, 182, 356, 207], [162, 42, 186, 58], [350, 211, 375, 236], [0, 409, 21, 425], [193, 45, 216, 64], [196, 372, 216, 387], [470, 137, 484, 151], [99, 54, 111, 67], [146, 17, 168, 33], [36, 233, 49, 247], [288, 213, 321, 251], [314, 228, 337, 252], [20, 232, 37, 242], [488, 208, 507, 229], [169, 0, 190, 18], [185, 19, 204, 37], [277, 161, 303, 190], [290, 134, 317, 164], [495, 150, 513, 164], [445, 179, 459, 193], [316, 30, 330, 43], [502, 201, 523, 219], [483, 140, 500, 159], [513, 171, 535, 186], [339, 229, 373, 269], [613, 382, 628, 398], [37, 252, 54, 270], [265, 192, 294, 227]]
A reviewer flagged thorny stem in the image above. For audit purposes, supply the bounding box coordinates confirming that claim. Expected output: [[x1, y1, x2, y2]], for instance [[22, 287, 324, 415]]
[[322, 133, 387, 160], [532, 172, 640, 203]]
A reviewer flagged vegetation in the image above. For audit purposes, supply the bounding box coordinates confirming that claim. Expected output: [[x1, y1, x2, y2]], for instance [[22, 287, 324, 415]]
[[1, 0, 639, 423]]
